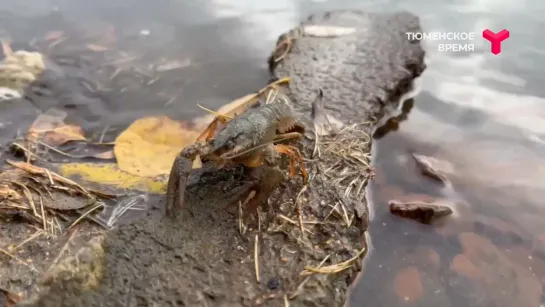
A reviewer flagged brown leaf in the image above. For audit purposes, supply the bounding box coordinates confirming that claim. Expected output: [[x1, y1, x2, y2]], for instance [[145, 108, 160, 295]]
[[114, 116, 202, 177], [6, 160, 92, 198], [0, 288, 24, 307], [43, 31, 64, 42], [27, 109, 86, 147]]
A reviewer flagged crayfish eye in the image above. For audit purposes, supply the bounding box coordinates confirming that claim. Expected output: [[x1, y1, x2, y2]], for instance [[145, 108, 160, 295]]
[[225, 140, 235, 150]]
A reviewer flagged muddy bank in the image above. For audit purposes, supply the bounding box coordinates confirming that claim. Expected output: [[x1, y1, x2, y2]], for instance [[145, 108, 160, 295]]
[[16, 10, 425, 307]]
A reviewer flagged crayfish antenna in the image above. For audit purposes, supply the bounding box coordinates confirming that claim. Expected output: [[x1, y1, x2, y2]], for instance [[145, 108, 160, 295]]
[[197, 104, 233, 120]]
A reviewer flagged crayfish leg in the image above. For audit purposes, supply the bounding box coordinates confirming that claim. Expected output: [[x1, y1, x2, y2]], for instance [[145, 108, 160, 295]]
[[235, 166, 285, 218], [274, 144, 308, 183], [242, 152, 265, 168], [273, 131, 304, 143]]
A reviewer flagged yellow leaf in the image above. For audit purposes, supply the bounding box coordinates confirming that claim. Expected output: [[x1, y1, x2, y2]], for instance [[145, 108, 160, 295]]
[[58, 163, 167, 194], [114, 116, 201, 177]]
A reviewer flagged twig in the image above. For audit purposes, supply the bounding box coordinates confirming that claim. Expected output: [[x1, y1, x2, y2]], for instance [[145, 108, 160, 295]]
[[53, 215, 62, 235], [3, 203, 27, 209], [339, 202, 351, 227], [7, 160, 93, 198], [238, 201, 245, 235], [276, 215, 318, 234], [43, 168, 54, 185], [257, 209, 262, 232], [9, 181, 37, 217], [10, 142, 42, 161], [46, 228, 78, 274], [289, 255, 330, 299], [67, 202, 104, 230], [12, 230, 44, 251], [0, 248, 38, 272], [39, 195, 46, 230], [294, 185, 308, 235], [107, 195, 146, 227], [254, 234, 260, 283], [98, 125, 110, 143], [36, 140, 82, 159], [312, 128, 320, 158], [302, 247, 366, 275], [323, 203, 339, 221]]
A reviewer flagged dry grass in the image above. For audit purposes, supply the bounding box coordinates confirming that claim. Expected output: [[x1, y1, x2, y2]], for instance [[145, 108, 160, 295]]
[[225, 83, 374, 291], [0, 158, 112, 237], [0, 153, 113, 293], [301, 247, 366, 275], [0, 247, 38, 272], [319, 123, 375, 199], [254, 234, 260, 283], [275, 120, 374, 301], [289, 255, 330, 299]]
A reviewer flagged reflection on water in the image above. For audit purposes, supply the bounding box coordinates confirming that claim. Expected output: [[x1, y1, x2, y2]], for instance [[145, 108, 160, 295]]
[[1, 0, 544, 305], [349, 0, 545, 304]]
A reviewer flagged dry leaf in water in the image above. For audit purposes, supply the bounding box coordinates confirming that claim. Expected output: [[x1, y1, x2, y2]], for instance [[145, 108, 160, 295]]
[[59, 163, 167, 194], [0, 87, 22, 100], [6, 160, 92, 197], [92, 150, 115, 160], [303, 25, 356, 37], [86, 44, 108, 52], [155, 58, 192, 72], [43, 31, 64, 41], [27, 109, 86, 147], [114, 116, 202, 177]]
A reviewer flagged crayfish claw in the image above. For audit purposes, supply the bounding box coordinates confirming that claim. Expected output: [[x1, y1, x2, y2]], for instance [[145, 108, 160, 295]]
[[165, 155, 193, 217]]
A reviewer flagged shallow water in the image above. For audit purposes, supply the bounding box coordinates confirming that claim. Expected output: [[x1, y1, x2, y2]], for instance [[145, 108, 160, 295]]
[[1, 0, 544, 306]]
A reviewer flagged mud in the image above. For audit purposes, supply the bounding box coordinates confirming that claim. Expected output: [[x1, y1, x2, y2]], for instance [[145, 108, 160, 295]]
[[14, 10, 425, 307]]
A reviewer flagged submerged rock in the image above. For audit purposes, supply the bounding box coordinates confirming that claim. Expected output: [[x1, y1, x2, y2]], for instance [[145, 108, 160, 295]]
[[450, 232, 542, 307], [389, 199, 453, 224], [412, 153, 454, 184]]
